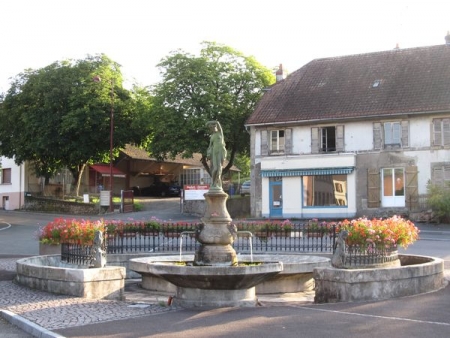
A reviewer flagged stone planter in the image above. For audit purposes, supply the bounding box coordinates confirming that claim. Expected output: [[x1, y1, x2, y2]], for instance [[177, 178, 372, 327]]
[[39, 243, 61, 255]]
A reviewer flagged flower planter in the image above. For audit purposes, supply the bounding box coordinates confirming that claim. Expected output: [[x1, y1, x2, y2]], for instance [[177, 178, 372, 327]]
[[254, 232, 272, 242], [164, 232, 180, 238], [39, 243, 61, 255], [307, 232, 324, 238]]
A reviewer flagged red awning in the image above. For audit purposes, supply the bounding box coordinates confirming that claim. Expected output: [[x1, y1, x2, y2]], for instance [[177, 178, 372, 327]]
[[90, 164, 126, 178]]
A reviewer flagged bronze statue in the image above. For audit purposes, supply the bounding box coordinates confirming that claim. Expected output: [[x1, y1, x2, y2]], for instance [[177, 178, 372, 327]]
[[206, 121, 226, 190]]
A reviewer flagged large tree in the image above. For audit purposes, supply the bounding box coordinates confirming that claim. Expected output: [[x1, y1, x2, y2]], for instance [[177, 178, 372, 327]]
[[147, 41, 275, 176], [0, 54, 146, 195]]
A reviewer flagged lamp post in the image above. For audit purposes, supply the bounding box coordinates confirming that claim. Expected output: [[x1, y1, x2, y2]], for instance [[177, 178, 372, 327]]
[[93, 75, 114, 212]]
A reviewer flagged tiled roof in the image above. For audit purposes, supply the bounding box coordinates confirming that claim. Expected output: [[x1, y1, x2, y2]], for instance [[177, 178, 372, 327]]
[[247, 44, 450, 125], [120, 144, 203, 166], [120, 144, 240, 170]]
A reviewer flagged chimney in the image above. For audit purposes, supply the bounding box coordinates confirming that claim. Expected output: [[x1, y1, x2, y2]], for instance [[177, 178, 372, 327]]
[[276, 64, 284, 82], [445, 31, 450, 45]]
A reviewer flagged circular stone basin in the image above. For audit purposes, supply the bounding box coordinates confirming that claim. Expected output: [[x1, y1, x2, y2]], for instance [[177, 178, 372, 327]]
[[130, 258, 283, 290], [130, 254, 330, 294]]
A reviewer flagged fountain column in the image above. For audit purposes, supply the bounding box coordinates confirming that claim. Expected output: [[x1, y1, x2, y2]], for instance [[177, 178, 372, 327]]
[[194, 189, 237, 266]]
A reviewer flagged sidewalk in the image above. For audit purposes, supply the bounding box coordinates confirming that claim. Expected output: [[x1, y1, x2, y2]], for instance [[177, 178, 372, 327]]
[[1, 209, 449, 337], [1, 252, 449, 338]]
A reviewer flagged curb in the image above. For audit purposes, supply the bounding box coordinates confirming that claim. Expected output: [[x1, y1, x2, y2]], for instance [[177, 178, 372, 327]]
[[0, 309, 65, 338]]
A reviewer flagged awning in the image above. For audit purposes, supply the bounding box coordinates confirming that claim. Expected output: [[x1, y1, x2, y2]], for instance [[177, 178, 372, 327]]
[[90, 164, 126, 178], [261, 167, 354, 177]]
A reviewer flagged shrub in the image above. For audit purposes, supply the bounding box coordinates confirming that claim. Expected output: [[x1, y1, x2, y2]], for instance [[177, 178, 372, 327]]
[[337, 216, 419, 249]]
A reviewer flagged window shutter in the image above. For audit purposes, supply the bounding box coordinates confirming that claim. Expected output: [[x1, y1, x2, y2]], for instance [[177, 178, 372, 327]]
[[433, 166, 444, 185], [401, 121, 409, 148], [405, 166, 418, 211], [261, 130, 268, 156], [443, 119, 450, 146], [433, 119, 442, 146], [285, 128, 292, 155], [311, 127, 319, 154], [367, 168, 380, 208], [392, 122, 401, 144], [336, 125, 344, 152], [373, 123, 382, 150]]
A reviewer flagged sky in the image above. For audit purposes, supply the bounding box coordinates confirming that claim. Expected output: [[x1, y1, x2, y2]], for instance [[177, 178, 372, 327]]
[[1, 0, 450, 93]]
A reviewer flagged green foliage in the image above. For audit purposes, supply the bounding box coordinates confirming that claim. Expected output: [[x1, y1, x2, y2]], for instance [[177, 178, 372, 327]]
[[147, 41, 275, 176], [426, 181, 450, 222], [0, 54, 145, 188], [232, 153, 250, 178]]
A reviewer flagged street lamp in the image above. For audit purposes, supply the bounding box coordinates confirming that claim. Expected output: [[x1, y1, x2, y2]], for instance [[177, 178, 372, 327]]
[[93, 75, 114, 212]]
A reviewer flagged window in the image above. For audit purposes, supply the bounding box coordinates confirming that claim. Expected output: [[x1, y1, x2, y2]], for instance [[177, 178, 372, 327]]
[[321, 126, 336, 152], [373, 121, 409, 150], [270, 130, 285, 153], [384, 122, 401, 146], [432, 164, 450, 185], [302, 175, 347, 207], [180, 168, 201, 185], [382, 168, 404, 197], [432, 118, 450, 146], [1, 168, 11, 184], [311, 125, 344, 153]]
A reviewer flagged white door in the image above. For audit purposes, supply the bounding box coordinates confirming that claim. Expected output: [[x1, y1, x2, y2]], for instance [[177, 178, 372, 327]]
[[381, 168, 405, 207]]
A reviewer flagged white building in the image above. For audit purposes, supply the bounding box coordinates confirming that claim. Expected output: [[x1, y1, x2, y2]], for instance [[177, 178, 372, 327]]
[[246, 36, 450, 219]]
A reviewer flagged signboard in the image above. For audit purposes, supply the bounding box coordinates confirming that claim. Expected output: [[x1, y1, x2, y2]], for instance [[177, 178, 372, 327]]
[[184, 184, 209, 200]]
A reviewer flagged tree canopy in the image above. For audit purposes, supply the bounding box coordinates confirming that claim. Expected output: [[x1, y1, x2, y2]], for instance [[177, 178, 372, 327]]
[[147, 41, 275, 175], [0, 54, 149, 192]]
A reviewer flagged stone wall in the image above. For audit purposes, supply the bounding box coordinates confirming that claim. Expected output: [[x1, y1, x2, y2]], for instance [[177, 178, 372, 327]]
[[23, 196, 99, 215], [183, 196, 250, 218], [314, 254, 445, 303], [15, 255, 126, 300]]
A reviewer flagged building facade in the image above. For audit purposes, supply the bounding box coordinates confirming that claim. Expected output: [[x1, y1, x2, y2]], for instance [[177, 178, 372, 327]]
[[246, 37, 450, 219]]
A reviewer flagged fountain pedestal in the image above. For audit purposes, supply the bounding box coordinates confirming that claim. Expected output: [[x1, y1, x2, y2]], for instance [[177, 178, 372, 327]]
[[194, 189, 237, 266]]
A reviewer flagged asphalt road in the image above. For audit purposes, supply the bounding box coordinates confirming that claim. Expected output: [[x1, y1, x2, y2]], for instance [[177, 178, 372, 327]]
[[1, 203, 450, 338]]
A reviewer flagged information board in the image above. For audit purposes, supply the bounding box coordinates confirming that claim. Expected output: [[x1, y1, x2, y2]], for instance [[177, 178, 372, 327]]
[[183, 184, 210, 200]]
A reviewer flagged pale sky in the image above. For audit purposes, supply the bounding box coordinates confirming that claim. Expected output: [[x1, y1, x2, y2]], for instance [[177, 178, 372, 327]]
[[1, 0, 449, 93]]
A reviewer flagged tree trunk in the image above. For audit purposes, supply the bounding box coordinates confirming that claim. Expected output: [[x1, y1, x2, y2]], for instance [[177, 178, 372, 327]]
[[75, 163, 87, 197]]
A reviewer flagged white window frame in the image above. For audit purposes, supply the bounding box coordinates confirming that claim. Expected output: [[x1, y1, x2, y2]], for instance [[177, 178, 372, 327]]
[[270, 130, 285, 154], [384, 122, 401, 146]]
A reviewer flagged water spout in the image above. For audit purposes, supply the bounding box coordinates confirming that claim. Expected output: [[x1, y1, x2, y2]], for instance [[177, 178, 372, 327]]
[[179, 231, 196, 262], [237, 231, 253, 262]]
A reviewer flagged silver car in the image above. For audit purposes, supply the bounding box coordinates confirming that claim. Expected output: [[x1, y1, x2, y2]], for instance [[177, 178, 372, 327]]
[[240, 180, 251, 196]]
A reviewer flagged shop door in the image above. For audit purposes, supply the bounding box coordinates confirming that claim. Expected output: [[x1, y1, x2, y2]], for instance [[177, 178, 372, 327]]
[[269, 177, 283, 217]]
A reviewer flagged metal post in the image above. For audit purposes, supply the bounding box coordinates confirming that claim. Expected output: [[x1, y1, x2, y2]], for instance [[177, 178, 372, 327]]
[[109, 80, 114, 212]]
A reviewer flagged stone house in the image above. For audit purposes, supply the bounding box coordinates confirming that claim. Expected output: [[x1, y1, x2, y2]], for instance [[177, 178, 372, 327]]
[[245, 35, 450, 219]]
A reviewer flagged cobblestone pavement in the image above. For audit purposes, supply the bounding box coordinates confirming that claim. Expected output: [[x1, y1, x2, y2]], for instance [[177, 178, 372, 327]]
[[0, 258, 181, 332]]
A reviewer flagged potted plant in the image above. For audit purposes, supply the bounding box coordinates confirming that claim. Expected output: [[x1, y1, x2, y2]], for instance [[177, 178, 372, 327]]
[[336, 216, 419, 267], [37, 218, 105, 254]]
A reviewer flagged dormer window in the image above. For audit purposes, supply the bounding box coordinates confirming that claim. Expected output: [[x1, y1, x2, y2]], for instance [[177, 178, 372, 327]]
[[372, 80, 381, 88]]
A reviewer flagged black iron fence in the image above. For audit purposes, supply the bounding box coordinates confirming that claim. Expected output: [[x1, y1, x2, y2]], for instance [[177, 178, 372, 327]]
[[59, 222, 338, 265], [343, 244, 399, 267], [104, 222, 337, 254], [61, 242, 98, 267]]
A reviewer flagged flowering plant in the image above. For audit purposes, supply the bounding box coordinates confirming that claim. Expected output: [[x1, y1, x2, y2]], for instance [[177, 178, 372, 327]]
[[305, 219, 333, 234], [337, 216, 419, 249], [38, 218, 105, 245], [233, 219, 293, 232]]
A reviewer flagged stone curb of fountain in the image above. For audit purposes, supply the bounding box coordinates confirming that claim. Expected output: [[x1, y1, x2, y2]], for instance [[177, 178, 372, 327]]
[[0, 309, 64, 338]]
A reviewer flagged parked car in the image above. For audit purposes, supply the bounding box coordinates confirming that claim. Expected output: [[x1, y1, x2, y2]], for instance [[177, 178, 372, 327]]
[[139, 182, 181, 197], [240, 180, 251, 196]]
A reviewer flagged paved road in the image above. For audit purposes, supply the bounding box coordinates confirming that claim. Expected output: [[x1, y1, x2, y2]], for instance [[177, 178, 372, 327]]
[[1, 204, 450, 338]]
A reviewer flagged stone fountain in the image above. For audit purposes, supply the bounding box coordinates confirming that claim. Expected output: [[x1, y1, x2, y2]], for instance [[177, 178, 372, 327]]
[[129, 121, 282, 307]]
